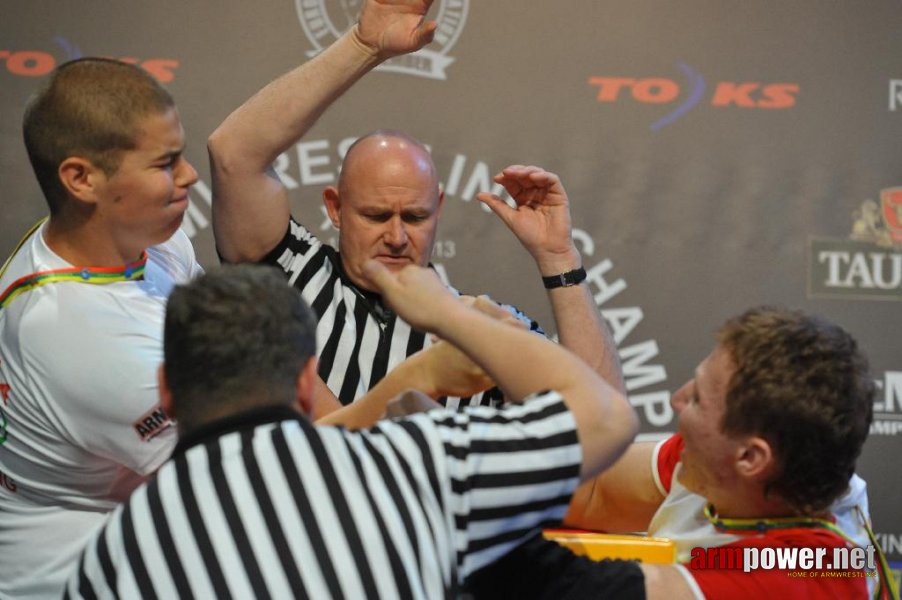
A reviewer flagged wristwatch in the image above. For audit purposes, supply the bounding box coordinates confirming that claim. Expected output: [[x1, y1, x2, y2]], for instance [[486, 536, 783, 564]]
[[542, 267, 587, 289]]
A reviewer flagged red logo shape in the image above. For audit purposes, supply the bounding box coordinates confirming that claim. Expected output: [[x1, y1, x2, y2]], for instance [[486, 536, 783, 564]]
[[880, 187, 902, 244]]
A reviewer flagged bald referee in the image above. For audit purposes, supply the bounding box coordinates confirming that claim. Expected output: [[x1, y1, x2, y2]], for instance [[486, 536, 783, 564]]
[[209, 0, 621, 414], [65, 263, 638, 598]]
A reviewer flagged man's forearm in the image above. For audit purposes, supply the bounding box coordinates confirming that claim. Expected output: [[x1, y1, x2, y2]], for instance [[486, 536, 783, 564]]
[[433, 303, 637, 480], [209, 28, 386, 263], [549, 283, 626, 395], [362, 261, 638, 481], [209, 29, 381, 174], [315, 350, 450, 428], [538, 248, 626, 395], [476, 166, 626, 396]]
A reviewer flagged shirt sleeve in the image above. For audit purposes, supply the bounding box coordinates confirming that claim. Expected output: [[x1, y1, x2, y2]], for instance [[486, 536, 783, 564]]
[[428, 390, 583, 579], [20, 290, 175, 476], [168, 228, 205, 280], [653, 433, 684, 495], [259, 217, 333, 283]]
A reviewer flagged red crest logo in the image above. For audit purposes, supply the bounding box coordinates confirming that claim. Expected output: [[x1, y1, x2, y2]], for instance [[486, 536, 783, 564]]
[[880, 187, 902, 245]]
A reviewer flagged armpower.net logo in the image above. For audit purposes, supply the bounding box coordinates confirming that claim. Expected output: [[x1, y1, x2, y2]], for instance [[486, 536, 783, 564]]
[[690, 544, 878, 577]]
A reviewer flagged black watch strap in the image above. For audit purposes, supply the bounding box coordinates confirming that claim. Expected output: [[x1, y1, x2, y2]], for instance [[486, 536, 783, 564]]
[[542, 267, 587, 289]]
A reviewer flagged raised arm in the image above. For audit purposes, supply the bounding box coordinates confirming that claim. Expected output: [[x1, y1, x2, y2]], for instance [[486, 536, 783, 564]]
[[478, 166, 668, 530], [477, 165, 625, 393], [208, 0, 437, 262], [363, 260, 639, 481]]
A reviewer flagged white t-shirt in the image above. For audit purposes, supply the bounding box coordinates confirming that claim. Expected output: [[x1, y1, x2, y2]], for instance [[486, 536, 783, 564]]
[[0, 222, 202, 599], [647, 435, 875, 598]]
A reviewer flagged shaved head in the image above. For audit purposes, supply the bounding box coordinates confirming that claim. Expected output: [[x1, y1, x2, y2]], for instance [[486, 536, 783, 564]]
[[323, 130, 444, 291]]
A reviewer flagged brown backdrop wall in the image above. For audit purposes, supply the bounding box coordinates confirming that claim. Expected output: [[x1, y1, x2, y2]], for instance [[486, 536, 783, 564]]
[[2, 0, 900, 568]]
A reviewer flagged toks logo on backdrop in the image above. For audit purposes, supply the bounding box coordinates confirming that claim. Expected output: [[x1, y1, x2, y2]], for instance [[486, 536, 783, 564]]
[[0, 37, 178, 82], [808, 188, 902, 301], [587, 62, 800, 131], [295, 0, 467, 80]]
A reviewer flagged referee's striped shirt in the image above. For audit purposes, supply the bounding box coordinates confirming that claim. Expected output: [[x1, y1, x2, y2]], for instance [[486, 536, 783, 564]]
[[259, 218, 541, 410], [66, 391, 581, 599]]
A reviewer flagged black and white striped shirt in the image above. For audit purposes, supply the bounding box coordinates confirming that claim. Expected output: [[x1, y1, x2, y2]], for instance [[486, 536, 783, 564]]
[[65, 391, 581, 599], [260, 218, 540, 410]]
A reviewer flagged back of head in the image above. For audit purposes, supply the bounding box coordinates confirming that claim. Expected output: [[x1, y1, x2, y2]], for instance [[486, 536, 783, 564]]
[[22, 57, 174, 214], [717, 306, 874, 515], [163, 265, 317, 433]]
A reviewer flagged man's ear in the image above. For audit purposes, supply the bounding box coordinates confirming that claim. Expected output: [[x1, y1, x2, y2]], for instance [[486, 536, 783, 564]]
[[735, 436, 774, 481], [157, 365, 175, 420], [295, 357, 319, 417], [322, 186, 342, 229], [58, 157, 104, 204]]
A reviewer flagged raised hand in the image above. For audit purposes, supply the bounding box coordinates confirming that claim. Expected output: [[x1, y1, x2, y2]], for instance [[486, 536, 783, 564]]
[[477, 165, 579, 272], [354, 0, 437, 59]]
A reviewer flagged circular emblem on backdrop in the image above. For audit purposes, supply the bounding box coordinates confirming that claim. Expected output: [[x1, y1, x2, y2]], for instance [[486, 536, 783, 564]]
[[295, 0, 468, 80]]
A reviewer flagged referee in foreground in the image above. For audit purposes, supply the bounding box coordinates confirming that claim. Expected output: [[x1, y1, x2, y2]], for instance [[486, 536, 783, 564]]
[[64, 263, 638, 598]]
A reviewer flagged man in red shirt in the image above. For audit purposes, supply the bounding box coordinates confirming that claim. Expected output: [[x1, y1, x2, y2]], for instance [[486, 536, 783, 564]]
[[467, 306, 896, 599]]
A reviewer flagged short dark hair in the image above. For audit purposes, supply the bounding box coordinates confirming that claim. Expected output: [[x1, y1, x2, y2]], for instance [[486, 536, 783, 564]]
[[163, 265, 317, 432], [22, 57, 175, 213], [717, 306, 874, 515]]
